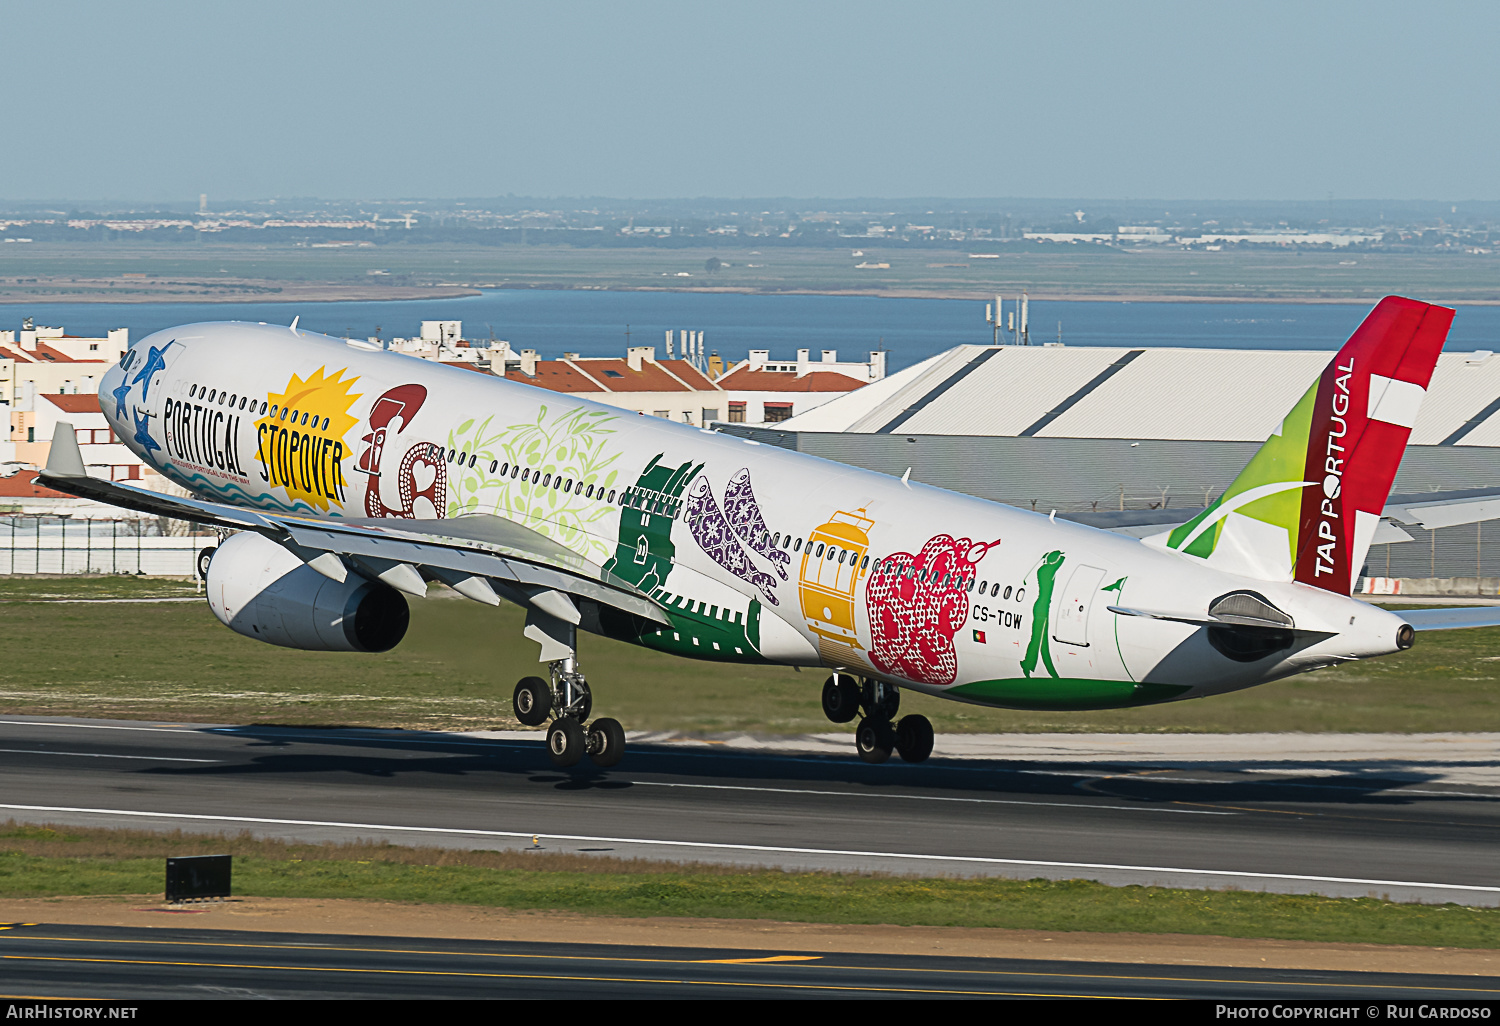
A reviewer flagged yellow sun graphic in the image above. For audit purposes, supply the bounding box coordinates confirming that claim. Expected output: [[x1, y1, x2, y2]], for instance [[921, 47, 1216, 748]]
[[256, 367, 363, 511]]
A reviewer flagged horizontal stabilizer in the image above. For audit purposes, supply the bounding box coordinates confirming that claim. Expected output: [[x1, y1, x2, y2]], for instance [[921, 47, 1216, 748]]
[[1107, 604, 1314, 631], [1396, 606, 1500, 631]]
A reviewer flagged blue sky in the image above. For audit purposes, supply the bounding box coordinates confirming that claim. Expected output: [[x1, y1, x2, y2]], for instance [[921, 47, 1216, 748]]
[[5, 0, 1498, 201]]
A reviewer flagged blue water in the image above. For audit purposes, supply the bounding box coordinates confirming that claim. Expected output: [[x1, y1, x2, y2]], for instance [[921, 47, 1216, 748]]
[[11, 291, 1500, 373]]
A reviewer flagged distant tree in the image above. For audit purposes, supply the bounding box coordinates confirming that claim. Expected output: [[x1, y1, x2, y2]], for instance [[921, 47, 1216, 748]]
[[705, 256, 722, 274]]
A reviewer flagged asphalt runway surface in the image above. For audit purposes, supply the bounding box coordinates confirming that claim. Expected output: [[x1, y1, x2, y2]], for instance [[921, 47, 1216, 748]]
[[2, 717, 1500, 905], [4, 923, 1498, 1000]]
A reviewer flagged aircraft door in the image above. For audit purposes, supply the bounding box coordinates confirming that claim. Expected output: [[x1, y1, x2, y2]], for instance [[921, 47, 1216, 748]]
[[1052, 564, 1106, 647]]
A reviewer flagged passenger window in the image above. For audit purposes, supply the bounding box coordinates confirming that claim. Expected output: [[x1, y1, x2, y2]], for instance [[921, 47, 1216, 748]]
[[499, 462, 508, 475], [584, 483, 594, 498], [189, 384, 197, 398], [448, 449, 456, 462], [1003, 586, 1012, 599], [607, 489, 616, 502], [793, 538, 802, 552], [321, 417, 329, 431], [991, 583, 1001, 597], [814, 542, 825, 557], [860, 555, 869, 571], [511, 465, 520, 479], [300, 412, 309, 426], [542, 473, 552, 487], [468, 455, 477, 468], [489, 460, 498, 473], [521, 468, 530, 482], [208, 389, 216, 403], [280, 408, 289, 421]]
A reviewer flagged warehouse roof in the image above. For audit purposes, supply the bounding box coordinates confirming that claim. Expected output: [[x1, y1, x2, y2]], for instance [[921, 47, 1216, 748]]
[[777, 345, 1500, 446]]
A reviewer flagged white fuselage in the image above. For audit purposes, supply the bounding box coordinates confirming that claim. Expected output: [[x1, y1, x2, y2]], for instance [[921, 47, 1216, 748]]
[[100, 322, 1409, 711]]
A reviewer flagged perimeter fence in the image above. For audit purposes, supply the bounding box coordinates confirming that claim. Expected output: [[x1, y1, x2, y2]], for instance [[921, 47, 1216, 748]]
[[0, 517, 209, 576]]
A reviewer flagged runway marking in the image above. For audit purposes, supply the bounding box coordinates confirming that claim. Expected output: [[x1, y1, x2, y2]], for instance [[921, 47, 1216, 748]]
[[693, 955, 823, 964], [0, 721, 212, 735], [2, 802, 1497, 898], [1026, 768, 1500, 800], [633, 780, 1235, 815], [2, 597, 205, 604], [0, 954, 1121, 998], [0, 747, 215, 763], [6, 942, 1499, 997]]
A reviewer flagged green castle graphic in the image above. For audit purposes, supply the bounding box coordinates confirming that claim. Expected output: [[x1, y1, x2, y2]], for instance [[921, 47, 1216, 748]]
[[603, 453, 767, 663]]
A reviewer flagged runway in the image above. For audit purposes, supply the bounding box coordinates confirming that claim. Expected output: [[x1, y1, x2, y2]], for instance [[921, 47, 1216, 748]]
[[4, 923, 1498, 1000], [1, 716, 1499, 905]]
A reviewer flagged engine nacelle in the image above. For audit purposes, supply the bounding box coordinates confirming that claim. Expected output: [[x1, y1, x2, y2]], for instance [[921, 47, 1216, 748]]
[[206, 532, 409, 652]]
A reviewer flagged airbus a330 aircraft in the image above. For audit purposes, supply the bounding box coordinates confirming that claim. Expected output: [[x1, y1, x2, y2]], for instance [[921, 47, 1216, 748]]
[[42, 296, 1500, 768]]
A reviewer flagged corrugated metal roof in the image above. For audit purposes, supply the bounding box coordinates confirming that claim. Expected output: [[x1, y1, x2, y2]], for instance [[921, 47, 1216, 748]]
[[1041, 349, 1328, 441], [786, 345, 1500, 447], [1417, 355, 1500, 445], [782, 351, 948, 432]]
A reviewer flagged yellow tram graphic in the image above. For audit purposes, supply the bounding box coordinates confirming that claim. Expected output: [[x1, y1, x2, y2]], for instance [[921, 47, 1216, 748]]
[[798, 507, 876, 666]]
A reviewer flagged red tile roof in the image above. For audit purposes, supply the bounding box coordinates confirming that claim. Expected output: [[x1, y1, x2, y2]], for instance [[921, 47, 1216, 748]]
[[27, 343, 107, 364], [0, 470, 69, 498], [43, 394, 103, 414], [716, 367, 868, 393], [522, 362, 607, 392]]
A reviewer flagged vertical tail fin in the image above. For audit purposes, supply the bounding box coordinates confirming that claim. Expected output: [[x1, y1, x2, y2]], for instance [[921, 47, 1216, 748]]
[[1154, 296, 1454, 594]]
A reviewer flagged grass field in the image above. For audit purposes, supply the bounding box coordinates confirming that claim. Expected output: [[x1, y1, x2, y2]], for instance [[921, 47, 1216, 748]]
[[3, 242, 1499, 304], [2, 822, 1495, 948], [1, 577, 1498, 733]]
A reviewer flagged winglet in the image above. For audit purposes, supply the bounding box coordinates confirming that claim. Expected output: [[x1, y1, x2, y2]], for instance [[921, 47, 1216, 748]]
[[43, 421, 88, 479]]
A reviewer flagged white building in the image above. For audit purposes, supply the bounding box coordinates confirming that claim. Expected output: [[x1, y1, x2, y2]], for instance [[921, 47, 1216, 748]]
[[715, 348, 884, 424]]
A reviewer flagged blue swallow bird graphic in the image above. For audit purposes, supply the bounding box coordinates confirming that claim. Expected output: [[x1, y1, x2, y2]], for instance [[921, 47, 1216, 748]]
[[130, 341, 176, 401], [111, 380, 132, 420], [132, 407, 161, 456]]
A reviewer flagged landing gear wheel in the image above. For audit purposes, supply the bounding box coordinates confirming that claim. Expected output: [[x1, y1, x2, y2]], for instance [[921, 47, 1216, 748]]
[[855, 717, 895, 764], [587, 717, 627, 768], [546, 717, 585, 768], [196, 546, 216, 581], [513, 676, 552, 727], [821, 675, 860, 724], [895, 714, 934, 764]]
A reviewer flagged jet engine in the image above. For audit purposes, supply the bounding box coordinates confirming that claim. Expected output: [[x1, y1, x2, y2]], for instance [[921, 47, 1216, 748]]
[[205, 531, 409, 652]]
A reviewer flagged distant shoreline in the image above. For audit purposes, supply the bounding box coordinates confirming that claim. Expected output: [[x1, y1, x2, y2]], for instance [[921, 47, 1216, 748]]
[[0, 282, 481, 306], [1, 281, 1491, 307]]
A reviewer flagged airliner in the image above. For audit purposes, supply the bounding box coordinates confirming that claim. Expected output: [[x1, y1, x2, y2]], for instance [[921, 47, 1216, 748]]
[[43, 296, 1500, 768]]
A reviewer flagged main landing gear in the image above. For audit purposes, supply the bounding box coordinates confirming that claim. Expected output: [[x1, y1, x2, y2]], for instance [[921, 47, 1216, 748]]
[[513, 655, 626, 769], [821, 672, 934, 765]]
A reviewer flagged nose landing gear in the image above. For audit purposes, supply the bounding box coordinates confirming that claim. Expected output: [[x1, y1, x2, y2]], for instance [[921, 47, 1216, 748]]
[[823, 673, 934, 764]]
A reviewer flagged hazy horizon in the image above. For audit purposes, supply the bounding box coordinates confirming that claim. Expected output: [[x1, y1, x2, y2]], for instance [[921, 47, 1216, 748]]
[[5, 1, 1498, 203]]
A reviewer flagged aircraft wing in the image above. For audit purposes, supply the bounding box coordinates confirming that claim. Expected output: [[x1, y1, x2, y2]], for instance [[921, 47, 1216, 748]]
[[1390, 606, 1500, 632], [39, 422, 667, 625], [1063, 507, 1417, 545], [1383, 488, 1500, 530]]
